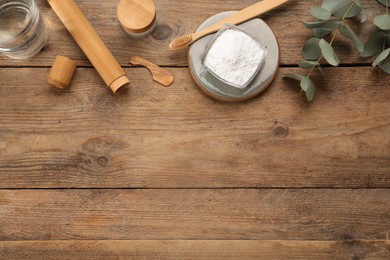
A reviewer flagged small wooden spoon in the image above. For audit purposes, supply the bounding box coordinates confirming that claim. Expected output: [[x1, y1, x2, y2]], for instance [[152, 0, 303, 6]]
[[129, 56, 174, 86]]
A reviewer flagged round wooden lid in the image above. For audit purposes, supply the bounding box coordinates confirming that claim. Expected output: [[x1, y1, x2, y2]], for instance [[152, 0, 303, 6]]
[[117, 0, 156, 35]]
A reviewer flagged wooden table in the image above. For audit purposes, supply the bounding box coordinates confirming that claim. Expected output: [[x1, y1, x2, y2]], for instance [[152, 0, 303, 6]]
[[1, 0, 389, 258]]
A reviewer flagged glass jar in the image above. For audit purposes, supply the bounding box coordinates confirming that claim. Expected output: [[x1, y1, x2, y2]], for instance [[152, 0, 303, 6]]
[[0, 0, 47, 59]]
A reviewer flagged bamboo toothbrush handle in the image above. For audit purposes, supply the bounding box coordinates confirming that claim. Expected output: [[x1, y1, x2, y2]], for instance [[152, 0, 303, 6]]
[[193, 0, 289, 40], [48, 0, 129, 93]]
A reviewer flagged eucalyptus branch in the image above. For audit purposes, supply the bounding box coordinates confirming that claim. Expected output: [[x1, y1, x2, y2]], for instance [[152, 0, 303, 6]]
[[284, 0, 367, 102], [364, 0, 390, 73], [285, 0, 389, 102], [307, 2, 356, 77]]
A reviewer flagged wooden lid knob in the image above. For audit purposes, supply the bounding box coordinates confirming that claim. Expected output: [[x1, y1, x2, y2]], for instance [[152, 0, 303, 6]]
[[48, 55, 76, 89], [117, 0, 156, 37]]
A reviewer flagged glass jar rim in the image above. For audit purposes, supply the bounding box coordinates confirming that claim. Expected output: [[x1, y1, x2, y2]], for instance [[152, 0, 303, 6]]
[[0, 0, 38, 44]]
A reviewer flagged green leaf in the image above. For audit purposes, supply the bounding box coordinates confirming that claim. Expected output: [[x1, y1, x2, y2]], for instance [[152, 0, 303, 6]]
[[322, 0, 349, 12], [304, 20, 330, 29], [314, 28, 333, 38], [319, 39, 340, 66], [303, 38, 322, 60], [310, 7, 331, 21], [372, 48, 390, 67], [307, 20, 339, 38], [284, 74, 304, 81], [339, 23, 364, 52], [337, 4, 362, 18], [353, 0, 367, 23], [374, 14, 390, 30], [362, 32, 386, 57], [376, 0, 387, 7], [354, 0, 362, 7], [298, 60, 321, 69], [379, 62, 390, 74], [284, 74, 316, 102], [322, 0, 362, 18], [301, 77, 316, 102], [360, 8, 368, 23], [304, 19, 340, 29]]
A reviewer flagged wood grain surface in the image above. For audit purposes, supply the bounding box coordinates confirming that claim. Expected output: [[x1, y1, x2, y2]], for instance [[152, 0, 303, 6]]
[[1, 240, 389, 259], [0, 67, 388, 188], [0, 189, 389, 240], [0, 0, 389, 258], [0, 0, 383, 67]]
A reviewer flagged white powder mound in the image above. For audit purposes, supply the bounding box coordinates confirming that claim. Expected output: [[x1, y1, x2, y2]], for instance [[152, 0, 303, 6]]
[[204, 28, 265, 89]]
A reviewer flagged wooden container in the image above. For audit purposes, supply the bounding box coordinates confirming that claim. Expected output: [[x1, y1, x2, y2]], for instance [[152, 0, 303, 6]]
[[48, 0, 129, 93], [117, 0, 156, 38], [48, 55, 76, 89]]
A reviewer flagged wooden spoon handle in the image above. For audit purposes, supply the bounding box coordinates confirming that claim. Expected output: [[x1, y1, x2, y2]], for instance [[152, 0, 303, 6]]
[[130, 56, 174, 87], [130, 56, 158, 71], [193, 0, 289, 40]]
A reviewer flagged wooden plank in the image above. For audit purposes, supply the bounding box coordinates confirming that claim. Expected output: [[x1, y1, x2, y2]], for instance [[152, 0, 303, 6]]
[[0, 67, 389, 188], [1, 240, 389, 259], [0, 189, 389, 240], [0, 0, 383, 66]]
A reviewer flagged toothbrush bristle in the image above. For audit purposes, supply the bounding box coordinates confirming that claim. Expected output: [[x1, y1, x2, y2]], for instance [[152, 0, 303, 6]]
[[169, 34, 193, 50]]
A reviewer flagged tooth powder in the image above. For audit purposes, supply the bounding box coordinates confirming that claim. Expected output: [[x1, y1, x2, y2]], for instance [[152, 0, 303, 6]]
[[204, 27, 266, 89]]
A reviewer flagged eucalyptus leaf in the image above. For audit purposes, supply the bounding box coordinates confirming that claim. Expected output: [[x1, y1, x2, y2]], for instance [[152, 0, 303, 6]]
[[379, 62, 390, 74], [372, 48, 390, 67], [284, 74, 304, 81], [374, 14, 390, 30], [310, 7, 331, 21], [313, 20, 340, 38], [303, 38, 322, 60], [360, 8, 368, 23], [285, 74, 316, 102], [301, 77, 316, 102], [304, 19, 340, 29], [299, 60, 321, 69], [322, 0, 349, 12], [376, 0, 388, 7], [319, 39, 340, 66], [336, 4, 361, 19], [354, 0, 362, 7], [314, 28, 333, 38], [304, 20, 330, 29], [339, 23, 364, 52], [362, 31, 386, 57], [322, 0, 362, 18]]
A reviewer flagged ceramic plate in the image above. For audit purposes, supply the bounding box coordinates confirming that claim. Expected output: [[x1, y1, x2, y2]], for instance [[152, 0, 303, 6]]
[[188, 11, 280, 102]]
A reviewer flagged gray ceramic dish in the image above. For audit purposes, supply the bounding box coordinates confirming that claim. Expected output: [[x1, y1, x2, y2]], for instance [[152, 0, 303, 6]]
[[188, 11, 280, 102]]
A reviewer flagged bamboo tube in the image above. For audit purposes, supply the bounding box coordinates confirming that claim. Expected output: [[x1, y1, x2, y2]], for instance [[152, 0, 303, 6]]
[[48, 0, 129, 93]]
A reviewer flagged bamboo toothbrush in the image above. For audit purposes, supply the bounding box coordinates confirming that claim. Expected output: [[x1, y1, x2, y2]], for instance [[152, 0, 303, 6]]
[[169, 0, 289, 50]]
